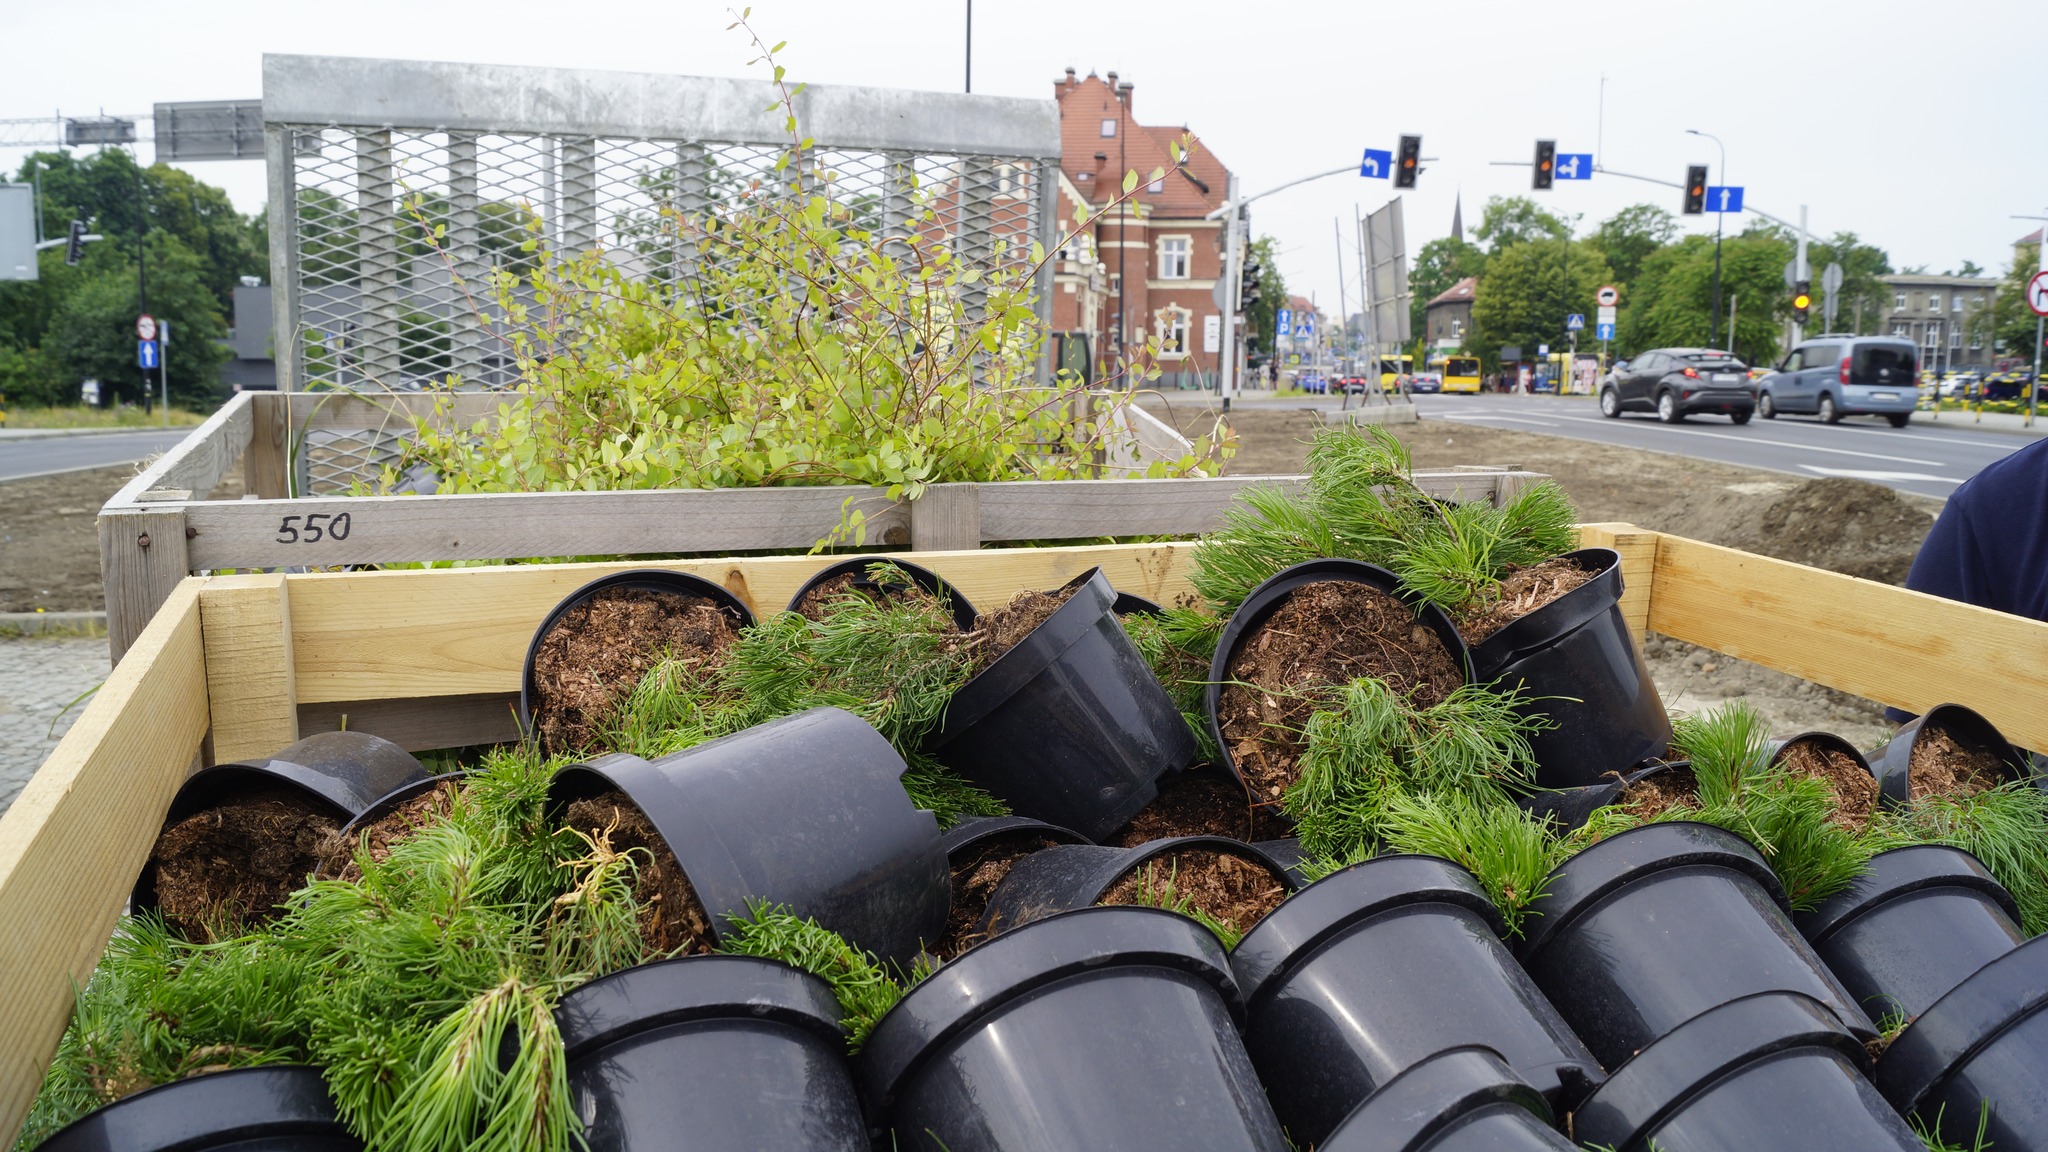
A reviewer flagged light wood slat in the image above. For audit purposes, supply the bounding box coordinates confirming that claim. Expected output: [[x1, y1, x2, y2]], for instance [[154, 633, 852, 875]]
[[244, 391, 290, 500], [909, 484, 980, 551], [0, 582, 210, 1142], [284, 542, 1201, 705], [181, 487, 909, 568], [100, 507, 191, 664], [1573, 523, 1661, 641], [1646, 534, 2048, 751], [200, 574, 299, 763], [298, 693, 522, 752], [106, 392, 254, 508]]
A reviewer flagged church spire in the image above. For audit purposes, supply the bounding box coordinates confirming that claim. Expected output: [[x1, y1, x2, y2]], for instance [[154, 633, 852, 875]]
[[1450, 191, 1464, 243]]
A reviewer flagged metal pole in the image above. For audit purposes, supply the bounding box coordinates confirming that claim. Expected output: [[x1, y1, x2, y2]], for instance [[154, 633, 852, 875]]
[[1795, 206, 1810, 351], [964, 0, 972, 93], [135, 148, 150, 412], [1219, 174, 1241, 413], [159, 319, 169, 424], [1687, 130, 1726, 348], [31, 159, 42, 245], [1727, 293, 1737, 353], [2031, 315, 2042, 428]]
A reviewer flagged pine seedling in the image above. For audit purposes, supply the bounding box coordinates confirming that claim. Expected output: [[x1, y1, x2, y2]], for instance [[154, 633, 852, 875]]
[[1378, 792, 1559, 938], [1670, 701, 1773, 809], [378, 977, 568, 1152], [1893, 781, 2048, 935], [1188, 483, 1349, 610], [1115, 859, 1248, 949], [1121, 606, 1223, 762], [1911, 1101, 1994, 1152], [718, 902, 909, 1051]]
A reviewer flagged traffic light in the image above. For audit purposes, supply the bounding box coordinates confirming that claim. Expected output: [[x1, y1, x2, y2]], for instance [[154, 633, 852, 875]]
[[1532, 140, 1556, 190], [64, 220, 86, 266], [1683, 166, 1708, 215], [1240, 254, 1263, 307], [1792, 279, 1812, 325], [1394, 135, 1421, 188]]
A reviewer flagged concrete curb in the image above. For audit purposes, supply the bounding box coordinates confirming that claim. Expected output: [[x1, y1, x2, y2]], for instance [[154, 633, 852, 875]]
[[0, 425, 196, 442], [1324, 403, 1420, 427], [0, 611, 108, 637]]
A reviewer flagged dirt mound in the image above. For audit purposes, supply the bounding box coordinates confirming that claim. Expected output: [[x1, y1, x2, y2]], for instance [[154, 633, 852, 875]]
[[1655, 477, 1933, 584]]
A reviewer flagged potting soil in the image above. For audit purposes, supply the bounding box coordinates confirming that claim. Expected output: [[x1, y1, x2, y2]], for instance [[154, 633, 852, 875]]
[[1218, 580, 1465, 803], [1456, 555, 1597, 645], [531, 588, 741, 753], [149, 787, 343, 943], [1107, 771, 1291, 848], [939, 833, 1061, 958], [1617, 765, 1699, 820], [1776, 740, 1879, 829], [1097, 848, 1289, 939], [1908, 727, 2007, 802], [970, 583, 1081, 672], [320, 779, 463, 882], [564, 791, 715, 956], [792, 571, 955, 627]]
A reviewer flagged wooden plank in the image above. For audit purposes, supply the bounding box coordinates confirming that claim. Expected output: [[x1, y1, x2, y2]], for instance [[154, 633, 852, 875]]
[[99, 507, 192, 665], [199, 574, 299, 763], [0, 582, 210, 1142], [284, 542, 1201, 705], [909, 484, 981, 551], [1573, 523, 1660, 641], [290, 390, 513, 431], [298, 693, 522, 752], [1646, 534, 2048, 751], [105, 392, 253, 508], [244, 390, 290, 500], [180, 487, 909, 569]]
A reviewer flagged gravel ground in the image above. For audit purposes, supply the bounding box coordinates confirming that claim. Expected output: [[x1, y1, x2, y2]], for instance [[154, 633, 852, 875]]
[[0, 636, 110, 817]]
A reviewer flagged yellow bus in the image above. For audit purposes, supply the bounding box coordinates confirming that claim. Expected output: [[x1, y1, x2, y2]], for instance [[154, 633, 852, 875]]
[[1377, 354, 1413, 390], [1429, 355, 1481, 394]]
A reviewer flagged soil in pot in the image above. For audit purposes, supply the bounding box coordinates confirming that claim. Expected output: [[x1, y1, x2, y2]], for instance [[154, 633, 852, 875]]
[[940, 831, 1063, 959], [319, 778, 463, 882], [1107, 770, 1292, 848], [530, 588, 741, 753], [1217, 580, 1465, 804], [1909, 726, 2008, 802], [968, 583, 1082, 673], [562, 789, 715, 957], [1097, 848, 1290, 941], [1776, 738, 1879, 829], [1457, 556, 1597, 645], [149, 786, 342, 942], [792, 570, 956, 627], [1615, 764, 1697, 819]]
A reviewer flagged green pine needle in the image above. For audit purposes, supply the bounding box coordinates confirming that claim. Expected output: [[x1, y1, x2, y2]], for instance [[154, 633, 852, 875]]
[[717, 901, 911, 1052], [1377, 792, 1560, 938]]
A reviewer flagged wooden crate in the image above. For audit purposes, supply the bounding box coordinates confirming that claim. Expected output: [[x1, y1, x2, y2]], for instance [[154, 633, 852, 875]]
[[96, 388, 1547, 660], [9, 529, 2047, 1141]]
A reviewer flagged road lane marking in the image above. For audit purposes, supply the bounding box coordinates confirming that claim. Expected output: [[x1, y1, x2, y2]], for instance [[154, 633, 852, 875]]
[[1523, 413, 1947, 465], [1799, 465, 1962, 484], [1435, 414, 1561, 427]]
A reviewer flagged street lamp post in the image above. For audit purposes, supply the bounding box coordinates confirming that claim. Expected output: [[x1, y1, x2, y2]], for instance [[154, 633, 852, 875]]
[[1687, 129, 1727, 348]]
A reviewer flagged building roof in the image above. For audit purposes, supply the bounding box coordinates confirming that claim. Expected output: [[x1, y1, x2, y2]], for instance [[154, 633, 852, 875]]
[[1054, 70, 1230, 218], [1426, 276, 1477, 309], [1880, 273, 2000, 289], [2017, 227, 2042, 246]]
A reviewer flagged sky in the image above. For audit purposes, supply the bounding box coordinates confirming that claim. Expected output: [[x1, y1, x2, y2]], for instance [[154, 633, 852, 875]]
[[5, 0, 2043, 314]]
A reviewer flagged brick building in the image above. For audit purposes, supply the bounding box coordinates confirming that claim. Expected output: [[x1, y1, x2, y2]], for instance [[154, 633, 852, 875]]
[[1048, 68, 1234, 388], [1424, 277, 1476, 351]]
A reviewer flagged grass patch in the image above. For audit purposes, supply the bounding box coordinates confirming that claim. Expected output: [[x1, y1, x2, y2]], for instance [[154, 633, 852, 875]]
[[0, 404, 206, 429]]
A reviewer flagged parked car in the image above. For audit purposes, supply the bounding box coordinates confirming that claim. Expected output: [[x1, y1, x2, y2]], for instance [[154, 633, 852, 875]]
[[1338, 375, 1373, 394], [1756, 336, 1917, 428], [1408, 372, 1443, 394], [1598, 348, 1754, 423], [1938, 373, 1980, 398], [1297, 374, 1328, 395]]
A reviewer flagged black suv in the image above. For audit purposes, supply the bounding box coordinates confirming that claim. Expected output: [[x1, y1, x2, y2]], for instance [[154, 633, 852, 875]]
[[1599, 348, 1754, 423]]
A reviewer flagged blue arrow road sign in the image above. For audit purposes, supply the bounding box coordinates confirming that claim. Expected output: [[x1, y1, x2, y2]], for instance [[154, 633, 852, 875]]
[[1597, 322, 1615, 341], [138, 339, 159, 369], [1554, 154, 1593, 180], [1276, 308, 1292, 336], [1359, 148, 1392, 178], [1565, 314, 1585, 332], [1707, 185, 1744, 213]]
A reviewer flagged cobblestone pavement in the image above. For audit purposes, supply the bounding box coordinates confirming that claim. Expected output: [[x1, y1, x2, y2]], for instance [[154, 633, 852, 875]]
[[0, 636, 110, 817]]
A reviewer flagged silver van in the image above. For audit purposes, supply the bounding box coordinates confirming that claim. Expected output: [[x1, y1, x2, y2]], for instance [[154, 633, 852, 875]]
[[1757, 336, 1918, 428]]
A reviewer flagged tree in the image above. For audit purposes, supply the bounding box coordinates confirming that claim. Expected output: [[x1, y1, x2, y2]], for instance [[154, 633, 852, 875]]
[[1803, 231, 1893, 335], [43, 233, 229, 409], [1952, 260, 1985, 278], [1409, 236, 1486, 342], [1243, 235, 1289, 367], [1619, 232, 1794, 367], [1473, 196, 1567, 255], [1974, 242, 2041, 364], [1468, 238, 1615, 371], [1591, 204, 1678, 286]]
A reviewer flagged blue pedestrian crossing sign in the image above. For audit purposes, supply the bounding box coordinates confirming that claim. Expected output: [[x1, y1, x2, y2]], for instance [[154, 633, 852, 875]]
[[1359, 148, 1393, 179], [1295, 316, 1315, 339], [1276, 307, 1292, 336], [1554, 154, 1593, 180], [138, 339, 159, 369], [1707, 186, 1744, 213], [1565, 314, 1585, 332], [1596, 321, 1616, 341]]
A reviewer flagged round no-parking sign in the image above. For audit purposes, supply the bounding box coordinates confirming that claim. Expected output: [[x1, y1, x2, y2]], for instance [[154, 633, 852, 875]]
[[2028, 270, 2048, 318]]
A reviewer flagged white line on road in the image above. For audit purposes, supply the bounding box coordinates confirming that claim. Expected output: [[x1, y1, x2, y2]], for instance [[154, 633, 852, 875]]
[[1435, 414, 1562, 427], [1524, 413, 1948, 466], [1799, 465, 1962, 484]]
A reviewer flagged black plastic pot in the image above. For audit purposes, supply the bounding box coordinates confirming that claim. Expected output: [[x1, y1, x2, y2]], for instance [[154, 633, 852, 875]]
[[517, 568, 755, 740], [554, 955, 865, 1152], [1467, 548, 1669, 790], [1112, 590, 1164, 616], [548, 706, 947, 965], [1796, 845, 2022, 1025], [134, 731, 429, 911], [32, 1065, 359, 1152], [1253, 837, 1313, 887], [314, 771, 468, 879], [1318, 1047, 1574, 1152], [1517, 821, 1874, 1069], [785, 557, 977, 631], [977, 835, 1296, 939], [1574, 991, 1922, 1152], [858, 906, 1288, 1151], [1866, 703, 2034, 806], [927, 567, 1196, 841], [1878, 931, 2048, 1150], [939, 814, 1093, 858], [1229, 855, 1600, 1146], [1203, 558, 1472, 790], [1516, 759, 1686, 832]]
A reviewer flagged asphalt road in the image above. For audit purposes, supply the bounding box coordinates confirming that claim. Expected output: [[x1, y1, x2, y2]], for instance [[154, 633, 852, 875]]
[[0, 429, 190, 483], [1281, 393, 2039, 501]]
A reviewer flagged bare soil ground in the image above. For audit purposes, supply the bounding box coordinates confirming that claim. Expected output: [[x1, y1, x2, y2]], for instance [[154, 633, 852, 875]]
[[1141, 399, 1945, 749], [0, 463, 243, 613]]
